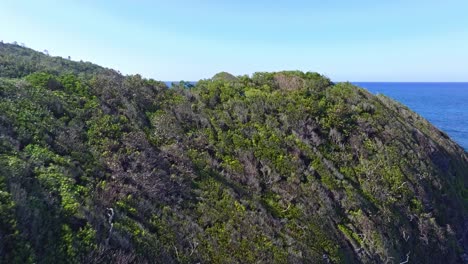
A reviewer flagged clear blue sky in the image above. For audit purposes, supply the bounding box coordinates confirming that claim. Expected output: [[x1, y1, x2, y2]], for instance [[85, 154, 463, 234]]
[[1, 0, 468, 81]]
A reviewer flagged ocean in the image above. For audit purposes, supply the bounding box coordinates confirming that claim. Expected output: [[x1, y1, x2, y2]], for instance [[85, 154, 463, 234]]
[[354, 82, 468, 151]]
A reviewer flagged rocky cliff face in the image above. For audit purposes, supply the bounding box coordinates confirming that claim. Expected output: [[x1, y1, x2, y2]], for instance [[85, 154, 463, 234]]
[[1, 43, 467, 263]]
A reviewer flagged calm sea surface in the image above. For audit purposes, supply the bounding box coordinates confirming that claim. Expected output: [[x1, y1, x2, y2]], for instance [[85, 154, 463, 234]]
[[354, 82, 468, 151]]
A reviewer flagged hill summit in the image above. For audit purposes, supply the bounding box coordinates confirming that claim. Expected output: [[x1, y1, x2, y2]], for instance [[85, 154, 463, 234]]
[[1, 42, 468, 263]]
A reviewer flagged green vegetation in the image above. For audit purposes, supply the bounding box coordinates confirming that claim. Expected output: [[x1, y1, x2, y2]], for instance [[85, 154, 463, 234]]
[[1, 42, 468, 263]]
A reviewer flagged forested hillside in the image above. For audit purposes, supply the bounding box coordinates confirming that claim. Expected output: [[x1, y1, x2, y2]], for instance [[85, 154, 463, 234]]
[[1, 42, 468, 263]]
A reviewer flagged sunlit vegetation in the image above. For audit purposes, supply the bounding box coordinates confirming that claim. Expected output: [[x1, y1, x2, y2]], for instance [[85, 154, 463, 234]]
[[1, 42, 468, 263]]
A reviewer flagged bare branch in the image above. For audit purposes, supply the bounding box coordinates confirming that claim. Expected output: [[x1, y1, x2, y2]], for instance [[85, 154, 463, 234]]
[[105, 207, 115, 247], [399, 251, 410, 264]]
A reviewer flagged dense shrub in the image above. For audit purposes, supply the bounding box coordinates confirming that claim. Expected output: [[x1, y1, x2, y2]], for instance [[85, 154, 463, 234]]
[[1, 43, 467, 263]]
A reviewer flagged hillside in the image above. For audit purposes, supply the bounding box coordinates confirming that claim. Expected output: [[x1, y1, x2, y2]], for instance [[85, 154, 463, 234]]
[[1, 42, 468, 263]]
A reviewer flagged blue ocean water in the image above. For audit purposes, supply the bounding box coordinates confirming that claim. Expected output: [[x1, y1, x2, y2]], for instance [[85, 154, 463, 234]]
[[354, 82, 468, 151], [165, 81, 196, 87]]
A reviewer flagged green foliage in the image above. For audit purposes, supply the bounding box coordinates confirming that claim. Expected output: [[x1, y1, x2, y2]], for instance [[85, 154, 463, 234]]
[[25, 72, 56, 89], [58, 73, 90, 96], [338, 224, 363, 246], [86, 114, 125, 145], [195, 178, 288, 263], [0, 42, 106, 78], [0, 177, 34, 263], [262, 192, 301, 219], [0, 43, 467, 264]]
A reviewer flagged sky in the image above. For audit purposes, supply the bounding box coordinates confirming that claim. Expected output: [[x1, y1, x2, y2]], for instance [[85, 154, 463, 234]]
[[1, 0, 468, 81]]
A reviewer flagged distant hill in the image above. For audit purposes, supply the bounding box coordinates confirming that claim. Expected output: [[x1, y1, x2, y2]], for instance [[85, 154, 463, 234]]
[[0, 42, 111, 78], [1, 42, 468, 263]]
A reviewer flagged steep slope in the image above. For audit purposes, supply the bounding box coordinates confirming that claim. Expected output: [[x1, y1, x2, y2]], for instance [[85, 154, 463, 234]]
[[0, 43, 467, 263]]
